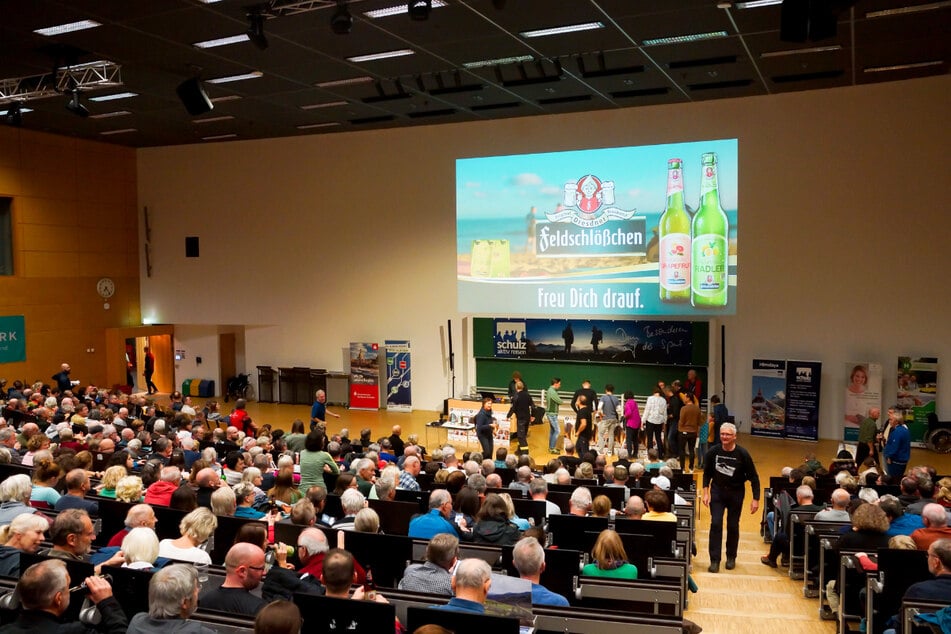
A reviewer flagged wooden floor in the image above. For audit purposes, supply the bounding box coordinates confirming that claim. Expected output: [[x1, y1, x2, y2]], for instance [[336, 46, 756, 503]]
[[180, 395, 951, 634]]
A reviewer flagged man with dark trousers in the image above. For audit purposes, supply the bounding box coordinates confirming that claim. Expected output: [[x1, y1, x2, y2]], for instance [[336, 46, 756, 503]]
[[569, 379, 596, 440], [143, 346, 158, 395], [507, 380, 532, 456], [702, 422, 760, 573], [474, 397, 497, 459]]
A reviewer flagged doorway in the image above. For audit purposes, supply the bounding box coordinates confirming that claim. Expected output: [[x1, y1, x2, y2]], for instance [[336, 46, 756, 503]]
[[219, 333, 236, 395]]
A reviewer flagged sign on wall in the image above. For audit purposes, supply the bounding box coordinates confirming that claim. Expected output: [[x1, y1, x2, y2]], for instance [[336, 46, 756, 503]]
[[385, 340, 412, 412], [0, 316, 25, 364]]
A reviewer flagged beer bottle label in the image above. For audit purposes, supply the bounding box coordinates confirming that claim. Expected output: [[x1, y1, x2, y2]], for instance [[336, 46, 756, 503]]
[[659, 233, 690, 291], [692, 233, 727, 294], [470, 240, 492, 278], [667, 168, 683, 194], [700, 164, 717, 196]]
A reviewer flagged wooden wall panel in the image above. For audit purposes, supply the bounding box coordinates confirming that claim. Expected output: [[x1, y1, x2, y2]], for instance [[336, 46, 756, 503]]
[[0, 126, 141, 387]]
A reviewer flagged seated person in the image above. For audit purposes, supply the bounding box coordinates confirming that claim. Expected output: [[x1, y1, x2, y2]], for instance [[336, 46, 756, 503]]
[[581, 529, 638, 579]]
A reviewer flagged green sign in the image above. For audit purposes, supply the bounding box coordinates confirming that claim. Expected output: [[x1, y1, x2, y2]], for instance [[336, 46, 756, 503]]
[[0, 316, 25, 363]]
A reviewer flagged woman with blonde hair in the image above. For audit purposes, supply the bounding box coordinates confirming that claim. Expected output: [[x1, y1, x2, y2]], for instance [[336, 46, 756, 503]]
[[97, 465, 128, 498], [591, 495, 613, 518], [158, 507, 217, 565], [115, 475, 145, 503], [0, 513, 48, 577], [122, 526, 160, 570], [581, 529, 638, 579], [499, 492, 531, 530], [575, 462, 594, 480], [354, 508, 381, 533]]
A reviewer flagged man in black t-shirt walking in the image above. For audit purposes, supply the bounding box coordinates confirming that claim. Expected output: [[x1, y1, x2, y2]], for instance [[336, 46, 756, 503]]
[[702, 423, 760, 573]]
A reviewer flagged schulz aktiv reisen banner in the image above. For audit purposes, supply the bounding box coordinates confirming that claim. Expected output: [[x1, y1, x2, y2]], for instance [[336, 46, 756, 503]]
[[0, 316, 25, 364]]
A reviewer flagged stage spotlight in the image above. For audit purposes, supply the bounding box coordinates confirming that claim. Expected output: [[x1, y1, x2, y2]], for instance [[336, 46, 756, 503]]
[[408, 0, 432, 20], [5, 102, 23, 127], [66, 90, 89, 117], [246, 10, 268, 50], [331, 0, 353, 34]]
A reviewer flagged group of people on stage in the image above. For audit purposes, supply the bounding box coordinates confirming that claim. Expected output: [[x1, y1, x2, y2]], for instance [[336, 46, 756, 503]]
[[494, 369, 730, 474]]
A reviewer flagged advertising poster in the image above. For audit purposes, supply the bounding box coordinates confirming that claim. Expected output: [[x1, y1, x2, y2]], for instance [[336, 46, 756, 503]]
[[750, 359, 786, 438], [896, 356, 938, 446], [785, 360, 822, 441], [843, 362, 883, 442], [348, 342, 379, 411], [492, 317, 696, 365], [457, 139, 738, 316], [0, 316, 25, 364], [384, 340, 412, 412]]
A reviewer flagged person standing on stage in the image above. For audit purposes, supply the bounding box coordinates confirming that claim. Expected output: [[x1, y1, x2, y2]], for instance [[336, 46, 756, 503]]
[[310, 390, 340, 432], [643, 386, 667, 458], [574, 395, 594, 458], [545, 378, 563, 455], [856, 406, 881, 467], [883, 410, 910, 480], [702, 422, 760, 573], [475, 397, 498, 458], [507, 381, 533, 456]]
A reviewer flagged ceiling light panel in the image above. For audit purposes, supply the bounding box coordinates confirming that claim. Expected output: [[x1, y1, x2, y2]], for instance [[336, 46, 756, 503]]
[[346, 49, 415, 63], [364, 0, 447, 19], [194, 34, 251, 49], [33, 20, 101, 36], [520, 22, 604, 39], [642, 31, 729, 47], [207, 71, 264, 84], [89, 92, 139, 102]]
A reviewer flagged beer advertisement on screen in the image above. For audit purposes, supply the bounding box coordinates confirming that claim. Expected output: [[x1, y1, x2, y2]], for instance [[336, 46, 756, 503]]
[[843, 362, 882, 442], [384, 340, 412, 412], [349, 342, 380, 410], [457, 139, 738, 316], [750, 359, 786, 438], [784, 360, 822, 441], [895, 356, 938, 446]]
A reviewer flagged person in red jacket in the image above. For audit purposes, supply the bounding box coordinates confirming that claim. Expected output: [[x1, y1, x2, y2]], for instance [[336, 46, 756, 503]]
[[144, 467, 183, 506]]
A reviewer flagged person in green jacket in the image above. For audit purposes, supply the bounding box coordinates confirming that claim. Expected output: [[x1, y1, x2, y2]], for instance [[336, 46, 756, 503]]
[[581, 529, 638, 579], [545, 378, 563, 454]]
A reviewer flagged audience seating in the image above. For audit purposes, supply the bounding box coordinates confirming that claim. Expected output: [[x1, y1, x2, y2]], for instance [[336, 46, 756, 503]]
[[866, 549, 931, 634]]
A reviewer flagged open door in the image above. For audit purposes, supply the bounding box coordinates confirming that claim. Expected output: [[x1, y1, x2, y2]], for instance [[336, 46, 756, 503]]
[[105, 325, 174, 394]]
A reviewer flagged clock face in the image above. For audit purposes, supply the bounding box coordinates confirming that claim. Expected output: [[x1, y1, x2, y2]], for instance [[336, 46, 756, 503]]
[[97, 278, 115, 299]]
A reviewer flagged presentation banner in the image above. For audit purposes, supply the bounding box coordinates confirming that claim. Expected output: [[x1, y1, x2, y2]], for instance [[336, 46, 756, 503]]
[[384, 340, 412, 412], [896, 356, 938, 446], [0, 316, 25, 364], [785, 360, 822, 441], [843, 362, 883, 442], [457, 139, 738, 316], [490, 318, 696, 365], [348, 342, 380, 411], [750, 359, 786, 438]]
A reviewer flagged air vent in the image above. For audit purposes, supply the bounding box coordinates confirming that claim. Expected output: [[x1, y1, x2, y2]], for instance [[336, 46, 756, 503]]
[[668, 55, 737, 70], [363, 93, 412, 104], [471, 102, 521, 112], [407, 108, 457, 119], [349, 115, 396, 125], [503, 75, 562, 88], [538, 94, 592, 105], [687, 79, 753, 91], [772, 69, 844, 83], [610, 87, 670, 99], [580, 65, 645, 79], [430, 84, 483, 96]]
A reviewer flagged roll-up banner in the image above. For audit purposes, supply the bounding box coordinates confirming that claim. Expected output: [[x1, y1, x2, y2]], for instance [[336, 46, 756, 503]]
[[896, 356, 938, 446], [385, 340, 412, 412], [784, 360, 822, 441], [843, 362, 883, 442], [750, 359, 786, 439], [0, 316, 26, 363], [349, 342, 380, 411]]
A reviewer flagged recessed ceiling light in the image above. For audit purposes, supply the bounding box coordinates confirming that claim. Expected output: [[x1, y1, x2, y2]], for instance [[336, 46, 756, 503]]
[[642, 31, 729, 46], [300, 101, 348, 110], [520, 22, 604, 39], [194, 34, 250, 49], [364, 0, 447, 19], [88, 92, 138, 102], [346, 49, 414, 63], [0, 107, 33, 116], [761, 45, 841, 58], [196, 0, 224, 3], [100, 128, 137, 136], [733, 0, 782, 8], [210, 95, 242, 103], [89, 110, 132, 119], [316, 76, 374, 88], [193, 115, 235, 123], [202, 133, 238, 140], [298, 122, 341, 129], [864, 60, 944, 73], [463, 55, 534, 69], [33, 20, 101, 36], [206, 71, 263, 84]]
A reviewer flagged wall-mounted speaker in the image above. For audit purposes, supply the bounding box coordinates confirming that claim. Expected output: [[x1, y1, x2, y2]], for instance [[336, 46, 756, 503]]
[[176, 78, 213, 116], [185, 236, 200, 258]]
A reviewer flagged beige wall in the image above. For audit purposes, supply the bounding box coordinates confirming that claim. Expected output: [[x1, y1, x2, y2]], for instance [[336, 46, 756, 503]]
[[0, 126, 140, 387], [137, 75, 951, 436]]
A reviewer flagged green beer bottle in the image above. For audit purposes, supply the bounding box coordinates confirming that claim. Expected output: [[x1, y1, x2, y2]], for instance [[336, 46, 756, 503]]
[[658, 158, 690, 303], [691, 152, 729, 307]]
